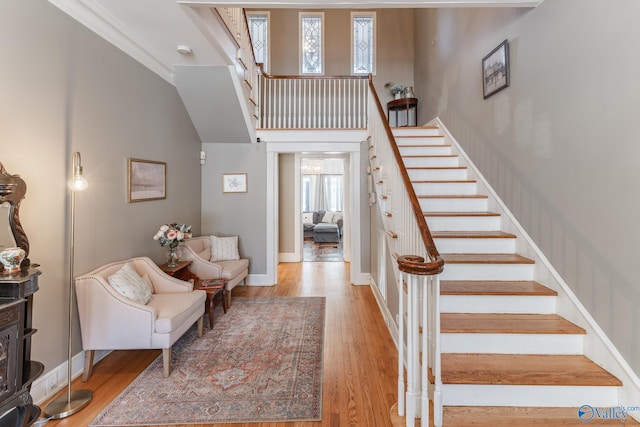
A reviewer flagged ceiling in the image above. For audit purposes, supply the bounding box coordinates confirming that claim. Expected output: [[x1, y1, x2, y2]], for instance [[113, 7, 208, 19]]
[[48, 0, 542, 84]]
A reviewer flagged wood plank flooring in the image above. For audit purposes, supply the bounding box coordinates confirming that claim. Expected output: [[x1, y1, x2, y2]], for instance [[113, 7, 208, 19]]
[[42, 262, 398, 427]]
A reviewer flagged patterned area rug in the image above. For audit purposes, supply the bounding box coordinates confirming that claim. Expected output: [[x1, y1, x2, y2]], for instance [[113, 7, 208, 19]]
[[91, 297, 325, 426], [302, 239, 343, 262]]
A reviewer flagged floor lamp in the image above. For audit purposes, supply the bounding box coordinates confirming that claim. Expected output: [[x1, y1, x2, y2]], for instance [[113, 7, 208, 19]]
[[44, 152, 93, 419]]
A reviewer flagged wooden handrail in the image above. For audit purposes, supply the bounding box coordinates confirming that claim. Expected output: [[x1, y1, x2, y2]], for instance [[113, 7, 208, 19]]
[[367, 75, 445, 276]]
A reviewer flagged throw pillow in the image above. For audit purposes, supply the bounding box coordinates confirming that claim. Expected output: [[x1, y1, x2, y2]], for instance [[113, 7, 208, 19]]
[[108, 262, 153, 305], [302, 212, 314, 224], [322, 211, 334, 223], [332, 213, 343, 223], [210, 235, 240, 261], [313, 211, 325, 224], [142, 273, 155, 294]]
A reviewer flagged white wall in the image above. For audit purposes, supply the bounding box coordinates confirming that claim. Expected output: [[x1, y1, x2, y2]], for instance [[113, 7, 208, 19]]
[[415, 1, 640, 373], [1, 1, 201, 374]]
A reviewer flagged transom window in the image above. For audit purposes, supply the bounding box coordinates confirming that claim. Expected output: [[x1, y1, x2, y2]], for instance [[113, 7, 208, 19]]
[[247, 12, 269, 72], [351, 12, 376, 75], [300, 13, 324, 74]]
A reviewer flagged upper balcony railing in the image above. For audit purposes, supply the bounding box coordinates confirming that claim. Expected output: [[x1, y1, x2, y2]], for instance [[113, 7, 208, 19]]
[[256, 74, 368, 129]]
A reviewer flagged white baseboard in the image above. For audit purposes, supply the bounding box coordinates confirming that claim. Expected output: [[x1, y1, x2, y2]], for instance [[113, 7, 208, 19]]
[[278, 252, 299, 263], [351, 272, 371, 286], [369, 276, 398, 346], [246, 273, 275, 286], [32, 350, 111, 405]]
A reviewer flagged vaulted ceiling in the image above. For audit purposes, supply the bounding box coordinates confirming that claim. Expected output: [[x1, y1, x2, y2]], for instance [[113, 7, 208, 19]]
[[49, 0, 542, 84]]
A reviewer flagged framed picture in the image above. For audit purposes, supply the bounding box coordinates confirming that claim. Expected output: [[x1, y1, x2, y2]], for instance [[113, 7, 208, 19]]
[[223, 173, 247, 193], [482, 39, 510, 99], [128, 158, 166, 202]]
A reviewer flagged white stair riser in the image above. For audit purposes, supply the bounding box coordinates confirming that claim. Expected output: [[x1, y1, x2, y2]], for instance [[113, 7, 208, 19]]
[[413, 181, 477, 196], [425, 215, 502, 232], [402, 156, 459, 168], [408, 169, 468, 181], [440, 295, 556, 314], [434, 237, 515, 254], [440, 264, 534, 281], [441, 384, 619, 407], [419, 197, 488, 212], [441, 333, 584, 355], [398, 145, 452, 156], [393, 128, 442, 137], [394, 136, 446, 146]]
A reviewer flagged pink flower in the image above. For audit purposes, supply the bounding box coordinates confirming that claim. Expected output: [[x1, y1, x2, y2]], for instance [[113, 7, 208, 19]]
[[166, 230, 178, 240]]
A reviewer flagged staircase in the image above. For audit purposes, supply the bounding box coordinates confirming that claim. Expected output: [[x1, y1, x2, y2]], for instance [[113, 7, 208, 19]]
[[388, 125, 638, 425]]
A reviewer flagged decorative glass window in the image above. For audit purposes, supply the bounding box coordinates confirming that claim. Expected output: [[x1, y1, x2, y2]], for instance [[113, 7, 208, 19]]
[[300, 13, 324, 74], [247, 12, 269, 72], [352, 12, 375, 75]]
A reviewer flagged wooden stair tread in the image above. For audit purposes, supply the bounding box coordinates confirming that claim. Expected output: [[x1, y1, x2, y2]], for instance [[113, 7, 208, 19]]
[[417, 194, 488, 199], [441, 406, 640, 425], [441, 354, 622, 386], [442, 253, 535, 264], [406, 166, 466, 170], [433, 231, 516, 239], [411, 179, 476, 183], [441, 313, 585, 334], [402, 154, 458, 158], [424, 211, 500, 217], [392, 125, 439, 130], [441, 280, 557, 296]]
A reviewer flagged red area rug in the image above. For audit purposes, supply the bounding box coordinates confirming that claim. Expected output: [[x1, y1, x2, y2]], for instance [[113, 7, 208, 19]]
[[90, 297, 325, 426]]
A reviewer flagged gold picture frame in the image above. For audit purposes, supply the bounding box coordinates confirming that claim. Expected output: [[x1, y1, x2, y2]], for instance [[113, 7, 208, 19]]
[[128, 158, 166, 202], [222, 173, 247, 193]]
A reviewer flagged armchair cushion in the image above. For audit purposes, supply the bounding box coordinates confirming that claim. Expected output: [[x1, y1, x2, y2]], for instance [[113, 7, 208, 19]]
[[216, 259, 250, 281], [209, 235, 240, 261], [108, 262, 153, 305], [149, 293, 205, 334]]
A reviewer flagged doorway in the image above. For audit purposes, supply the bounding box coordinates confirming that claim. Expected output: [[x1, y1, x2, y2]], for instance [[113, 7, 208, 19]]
[[301, 157, 345, 262]]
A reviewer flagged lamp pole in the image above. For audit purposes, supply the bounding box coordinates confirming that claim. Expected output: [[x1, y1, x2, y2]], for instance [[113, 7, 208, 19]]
[[44, 152, 92, 419]]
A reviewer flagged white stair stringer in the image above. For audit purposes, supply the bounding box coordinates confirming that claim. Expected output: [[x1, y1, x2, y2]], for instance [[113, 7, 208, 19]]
[[388, 122, 639, 421]]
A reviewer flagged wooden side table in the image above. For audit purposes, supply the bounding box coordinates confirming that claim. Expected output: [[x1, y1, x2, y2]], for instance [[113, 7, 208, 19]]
[[387, 97, 418, 127], [158, 260, 192, 277]]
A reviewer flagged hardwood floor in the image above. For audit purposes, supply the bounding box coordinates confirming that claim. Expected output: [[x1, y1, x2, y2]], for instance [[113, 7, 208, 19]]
[[42, 262, 399, 427]]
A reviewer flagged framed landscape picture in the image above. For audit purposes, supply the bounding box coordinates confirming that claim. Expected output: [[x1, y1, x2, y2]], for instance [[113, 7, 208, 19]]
[[482, 39, 510, 99], [223, 173, 247, 193], [128, 158, 166, 202]]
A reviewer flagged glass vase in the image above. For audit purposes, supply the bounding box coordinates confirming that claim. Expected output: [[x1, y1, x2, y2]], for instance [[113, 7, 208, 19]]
[[166, 246, 180, 268]]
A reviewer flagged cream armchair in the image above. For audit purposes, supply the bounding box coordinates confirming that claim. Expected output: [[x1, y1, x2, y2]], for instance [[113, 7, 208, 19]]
[[75, 257, 206, 380], [181, 236, 249, 306]]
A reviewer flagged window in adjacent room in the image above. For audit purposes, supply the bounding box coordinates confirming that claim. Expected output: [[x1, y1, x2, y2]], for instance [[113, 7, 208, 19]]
[[351, 12, 376, 75], [247, 12, 269, 72], [300, 12, 324, 74]]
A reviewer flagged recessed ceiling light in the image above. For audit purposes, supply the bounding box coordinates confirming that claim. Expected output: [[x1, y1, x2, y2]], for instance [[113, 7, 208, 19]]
[[176, 45, 193, 55]]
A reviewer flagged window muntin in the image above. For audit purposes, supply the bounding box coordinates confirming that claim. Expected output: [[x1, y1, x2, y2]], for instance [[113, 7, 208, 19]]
[[247, 12, 269, 72], [351, 12, 375, 75], [300, 13, 324, 74]]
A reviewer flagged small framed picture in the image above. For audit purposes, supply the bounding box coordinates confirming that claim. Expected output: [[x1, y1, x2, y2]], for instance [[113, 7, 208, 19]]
[[128, 158, 166, 202], [223, 173, 247, 193], [482, 39, 510, 99]]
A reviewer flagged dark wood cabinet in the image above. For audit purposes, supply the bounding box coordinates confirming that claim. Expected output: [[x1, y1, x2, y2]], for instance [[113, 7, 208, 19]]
[[0, 268, 43, 425]]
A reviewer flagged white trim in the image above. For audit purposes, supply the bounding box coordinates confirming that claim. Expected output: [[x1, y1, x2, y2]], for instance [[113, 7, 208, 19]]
[[350, 11, 376, 75], [265, 139, 366, 285], [432, 116, 640, 409], [32, 350, 110, 404], [293, 154, 302, 262], [370, 276, 398, 344], [279, 253, 299, 263], [246, 273, 274, 286], [299, 11, 325, 75]]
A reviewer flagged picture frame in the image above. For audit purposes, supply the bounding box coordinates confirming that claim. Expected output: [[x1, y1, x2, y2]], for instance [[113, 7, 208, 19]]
[[482, 39, 510, 99], [128, 158, 166, 202], [223, 173, 247, 193]]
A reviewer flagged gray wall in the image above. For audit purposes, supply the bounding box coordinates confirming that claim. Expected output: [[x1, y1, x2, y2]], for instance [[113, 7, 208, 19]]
[[1, 1, 202, 373], [201, 143, 267, 274], [415, 1, 640, 373], [261, 8, 415, 105]]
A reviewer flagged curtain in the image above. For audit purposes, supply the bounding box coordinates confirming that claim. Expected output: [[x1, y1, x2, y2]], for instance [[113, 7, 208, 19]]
[[304, 174, 342, 212]]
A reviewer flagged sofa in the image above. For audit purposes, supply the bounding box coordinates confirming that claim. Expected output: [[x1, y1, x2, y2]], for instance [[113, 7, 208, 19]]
[[303, 211, 343, 243], [75, 257, 206, 379], [181, 235, 249, 307]]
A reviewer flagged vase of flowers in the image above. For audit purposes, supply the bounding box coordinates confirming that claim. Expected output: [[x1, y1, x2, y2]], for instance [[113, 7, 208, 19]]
[[385, 82, 406, 99], [153, 223, 192, 267]]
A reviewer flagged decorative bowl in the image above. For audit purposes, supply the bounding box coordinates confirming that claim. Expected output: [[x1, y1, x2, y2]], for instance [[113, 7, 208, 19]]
[[0, 247, 26, 274]]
